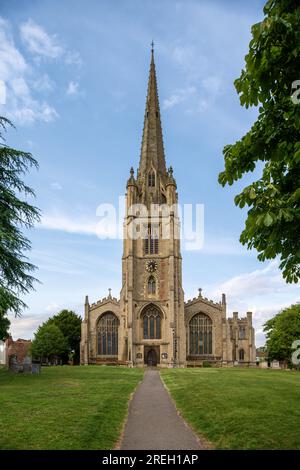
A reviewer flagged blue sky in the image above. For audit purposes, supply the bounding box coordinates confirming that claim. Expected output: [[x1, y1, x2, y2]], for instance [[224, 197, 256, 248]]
[[0, 0, 299, 346]]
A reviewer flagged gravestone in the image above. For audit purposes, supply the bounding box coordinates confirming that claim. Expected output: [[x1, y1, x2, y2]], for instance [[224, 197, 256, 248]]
[[260, 360, 269, 368], [23, 355, 32, 373], [9, 355, 21, 373], [0, 340, 6, 365], [31, 363, 41, 374], [271, 360, 280, 369]]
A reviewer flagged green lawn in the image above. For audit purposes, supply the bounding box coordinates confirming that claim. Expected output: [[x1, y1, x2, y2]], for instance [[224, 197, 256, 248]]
[[0, 365, 143, 450], [161, 368, 300, 450]]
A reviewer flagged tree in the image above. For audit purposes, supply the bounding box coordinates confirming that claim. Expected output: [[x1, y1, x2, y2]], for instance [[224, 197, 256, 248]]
[[30, 323, 68, 361], [218, 0, 300, 283], [0, 117, 40, 315], [264, 303, 300, 364], [47, 310, 82, 363], [0, 310, 10, 340]]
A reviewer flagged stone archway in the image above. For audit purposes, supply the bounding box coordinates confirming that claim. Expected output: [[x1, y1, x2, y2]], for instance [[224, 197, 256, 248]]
[[147, 349, 157, 366], [144, 346, 160, 367]]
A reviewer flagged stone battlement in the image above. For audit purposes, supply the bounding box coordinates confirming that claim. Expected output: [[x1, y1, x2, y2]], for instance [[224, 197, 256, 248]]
[[184, 295, 223, 310], [90, 296, 120, 309]]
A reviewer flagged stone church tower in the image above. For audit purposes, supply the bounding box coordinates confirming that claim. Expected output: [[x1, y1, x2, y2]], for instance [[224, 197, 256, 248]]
[[80, 48, 256, 367]]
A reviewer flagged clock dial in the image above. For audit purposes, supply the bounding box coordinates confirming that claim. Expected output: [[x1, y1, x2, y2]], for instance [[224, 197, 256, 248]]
[[146, 260, 157, 272]]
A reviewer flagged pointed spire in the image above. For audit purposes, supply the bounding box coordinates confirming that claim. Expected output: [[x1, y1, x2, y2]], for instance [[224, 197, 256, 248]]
[[138, 45, 167, 179]]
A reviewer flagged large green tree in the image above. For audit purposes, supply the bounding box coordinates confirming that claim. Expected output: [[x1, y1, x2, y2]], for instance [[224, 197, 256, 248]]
[[0, 310, 10, 340], [47, 310, 82, 363], [31, 323, 68, 361], [0, 117, 40, 315], [264, 303, 300, 364], [218, 0, 300, 283]]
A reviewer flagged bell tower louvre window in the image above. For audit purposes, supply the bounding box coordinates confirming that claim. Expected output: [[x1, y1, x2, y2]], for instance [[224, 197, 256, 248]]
[[144, 224, 159, 254]]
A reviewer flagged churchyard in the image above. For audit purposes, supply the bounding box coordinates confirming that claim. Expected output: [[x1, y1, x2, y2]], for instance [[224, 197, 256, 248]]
[[161, 368, 300, 449], [0, 366, 299, 450]]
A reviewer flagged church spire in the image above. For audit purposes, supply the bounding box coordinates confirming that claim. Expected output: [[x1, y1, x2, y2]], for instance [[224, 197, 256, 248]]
[[138, 44, 167, 179]]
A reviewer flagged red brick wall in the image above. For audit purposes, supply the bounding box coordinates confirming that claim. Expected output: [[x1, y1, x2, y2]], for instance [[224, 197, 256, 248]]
[[6, 338, 32, 363]]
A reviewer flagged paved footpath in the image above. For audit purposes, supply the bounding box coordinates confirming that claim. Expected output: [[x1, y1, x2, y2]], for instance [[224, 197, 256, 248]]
[[120, 370, 204, 450]]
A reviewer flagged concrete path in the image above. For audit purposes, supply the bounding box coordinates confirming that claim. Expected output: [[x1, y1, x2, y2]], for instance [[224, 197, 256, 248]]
[[120, 370, 204, 450]]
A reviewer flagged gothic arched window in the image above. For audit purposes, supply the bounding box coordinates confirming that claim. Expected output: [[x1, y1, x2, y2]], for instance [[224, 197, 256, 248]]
[[239, 326, 246, 339], [97, 312, 119, 356], [148, 171, 155, 187], [148, 276, 156, 295], [189, 313, 212, 355], [144, 224, 159, 254], [239, 349, 245, 361], [143, 305, 161, 339]]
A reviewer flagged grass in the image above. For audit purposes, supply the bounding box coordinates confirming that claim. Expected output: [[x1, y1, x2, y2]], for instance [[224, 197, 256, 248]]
[[0, 365, 143, 450], [161, 368, 300, 450]]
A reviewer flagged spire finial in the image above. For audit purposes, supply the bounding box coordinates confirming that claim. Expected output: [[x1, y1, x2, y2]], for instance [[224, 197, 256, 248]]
[[108, 288, 112, 298], [151, 40, 154, 53]]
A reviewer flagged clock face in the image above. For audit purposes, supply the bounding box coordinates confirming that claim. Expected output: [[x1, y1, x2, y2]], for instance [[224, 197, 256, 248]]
[[146, 260, 157, 273]]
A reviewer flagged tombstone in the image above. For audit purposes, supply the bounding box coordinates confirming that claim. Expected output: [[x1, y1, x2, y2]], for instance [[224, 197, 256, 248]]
[[260, 361, 269, 368], [0, 340, 6, 365], [9, 354, 21, 373], [23, 355, 32, 373], [271, 360, 280, 369], [31, 363, 41, 374]]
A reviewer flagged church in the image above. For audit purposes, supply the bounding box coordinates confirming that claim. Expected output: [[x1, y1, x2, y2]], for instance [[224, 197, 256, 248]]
[[80, 48, 256, 367]]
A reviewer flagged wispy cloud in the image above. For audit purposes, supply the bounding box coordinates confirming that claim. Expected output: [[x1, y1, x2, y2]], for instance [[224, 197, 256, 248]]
[[66, 80, 79, 96], [39, 211, 117, 238], [202, 261, 300, 346], [20, 18, 64, 59], [0, 16, 81, 125], [163, 86, 196, 109], [0, 17, 58, 124], [50, 181, 62, 190]]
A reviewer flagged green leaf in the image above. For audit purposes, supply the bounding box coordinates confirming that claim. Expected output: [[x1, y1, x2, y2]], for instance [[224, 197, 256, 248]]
[[264, 213, 273, 227]]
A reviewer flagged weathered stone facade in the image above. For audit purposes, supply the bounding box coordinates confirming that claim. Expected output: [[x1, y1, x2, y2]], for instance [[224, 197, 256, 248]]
[[80, 49, 256, 367]]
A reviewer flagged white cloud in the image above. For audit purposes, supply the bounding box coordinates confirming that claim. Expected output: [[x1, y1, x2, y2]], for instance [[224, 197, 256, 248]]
[[163, 86, 196, 109], [66, 80, 79, 96], [39, 211, 117, 238], [45, 302, 60, 313], [8, 313, 49, 340], [0, 18, 27, 81], [201, 261, 300, 347], [32, 73, 54, 92], [0, 17, 59, 125], [20, 19, 64, 59], [211, 261, 287, 298], [50, 182, 62, 190]]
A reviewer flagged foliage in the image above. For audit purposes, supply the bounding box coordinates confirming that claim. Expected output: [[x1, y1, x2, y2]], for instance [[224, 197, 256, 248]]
[[0, 116, 40, 315], [218, 0, 300, 283], [0, 310, 10, 340], [47, 310, 82, 362], [202, 361, 212, 368], [30, 323, 68, 359], [263, 303, 300, 362]]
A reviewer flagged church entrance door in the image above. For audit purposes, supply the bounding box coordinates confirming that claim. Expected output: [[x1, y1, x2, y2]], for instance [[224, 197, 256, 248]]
[[146, 348, 158, 367]]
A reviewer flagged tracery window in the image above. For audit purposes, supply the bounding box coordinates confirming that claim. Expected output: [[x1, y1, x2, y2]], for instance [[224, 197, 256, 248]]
[[239, 326, 246, 340], [189, 314, 212, 355], [143, 305, 161, 339], [97, 312, 119, 356], [148, 171, 155, 187], [148, 276, 156, 295], [144, 224, 159, 254]]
